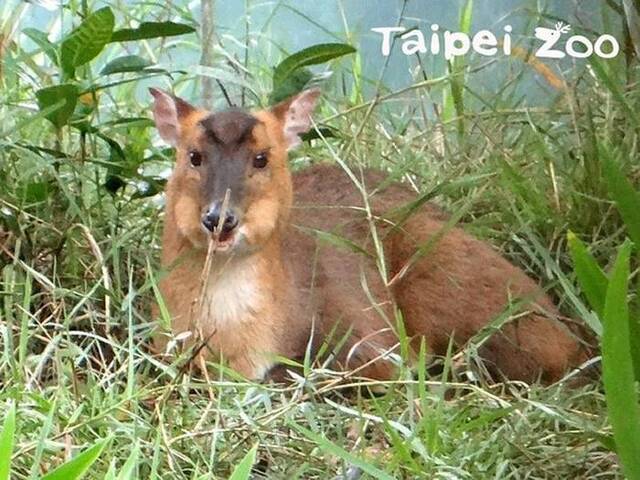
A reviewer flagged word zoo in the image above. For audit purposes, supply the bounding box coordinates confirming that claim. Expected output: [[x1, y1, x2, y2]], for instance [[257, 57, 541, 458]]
[[372, 23, 619, 60]]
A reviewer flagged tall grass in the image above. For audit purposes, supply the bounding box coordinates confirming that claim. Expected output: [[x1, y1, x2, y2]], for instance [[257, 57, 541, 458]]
[[0, 0, 638, 478]]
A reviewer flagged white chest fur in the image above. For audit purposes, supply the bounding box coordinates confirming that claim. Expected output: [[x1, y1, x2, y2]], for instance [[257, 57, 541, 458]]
[[199, 258, 263, 331]]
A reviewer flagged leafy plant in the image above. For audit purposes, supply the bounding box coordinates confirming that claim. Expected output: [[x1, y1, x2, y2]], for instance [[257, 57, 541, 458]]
[[60, 7, 115, 79], [25, 6, 195, 197], [270, 43, 356, 103]]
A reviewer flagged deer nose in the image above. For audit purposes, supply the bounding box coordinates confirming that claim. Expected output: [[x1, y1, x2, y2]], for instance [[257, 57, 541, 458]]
[[202, 203, 239, 234]]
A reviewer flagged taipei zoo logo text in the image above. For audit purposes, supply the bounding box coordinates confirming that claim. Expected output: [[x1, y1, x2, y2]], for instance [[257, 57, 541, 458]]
[[372, 22, 619, 60]]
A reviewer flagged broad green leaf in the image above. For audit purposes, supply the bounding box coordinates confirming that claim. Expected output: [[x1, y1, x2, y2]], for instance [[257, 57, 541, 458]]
[[567, 231, 608, 319], [601, 240, 640, 480], [104, 175, 126, 194], [603, 151, 640, 248], [228, 444, 258, 480], [41, 438, 110, 480], [60, 7, 115, 77], [101, 55, 152, 75], [23, 27, 58, 65], [0, 404, 16, 480], [269, 68, 313, 104], [290, 422, 394, 480], [272, 43, 355, 93], [301, 126, 339, 142], [35, 84, 79, 128], [110, 22, 195, 42]]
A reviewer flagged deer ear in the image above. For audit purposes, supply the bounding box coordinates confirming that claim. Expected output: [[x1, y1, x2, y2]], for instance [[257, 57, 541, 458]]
[[271, 88, 321, 150], [149, 88, 196, 146]]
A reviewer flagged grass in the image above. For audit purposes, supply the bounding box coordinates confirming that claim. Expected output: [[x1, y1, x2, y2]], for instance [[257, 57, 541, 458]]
[[1, 0, 639, 478]]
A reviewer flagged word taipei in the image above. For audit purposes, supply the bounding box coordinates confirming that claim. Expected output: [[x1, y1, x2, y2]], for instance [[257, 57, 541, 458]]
[[372, 22, 619, 60]]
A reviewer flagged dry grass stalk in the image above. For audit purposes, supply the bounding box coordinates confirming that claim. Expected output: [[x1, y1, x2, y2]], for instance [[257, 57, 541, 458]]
[[184, 188, 232, 375]]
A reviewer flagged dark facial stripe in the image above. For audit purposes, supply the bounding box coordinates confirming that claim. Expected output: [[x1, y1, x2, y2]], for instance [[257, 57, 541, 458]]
[[199, 110, 258, 146]]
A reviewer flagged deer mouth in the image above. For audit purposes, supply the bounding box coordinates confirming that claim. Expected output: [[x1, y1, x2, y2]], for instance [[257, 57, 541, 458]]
[[211, 228, 236, 251], [219, 228, 235, 242]]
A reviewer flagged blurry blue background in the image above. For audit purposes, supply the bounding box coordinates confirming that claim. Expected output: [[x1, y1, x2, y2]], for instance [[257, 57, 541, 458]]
[[5, 0, 621, 109]]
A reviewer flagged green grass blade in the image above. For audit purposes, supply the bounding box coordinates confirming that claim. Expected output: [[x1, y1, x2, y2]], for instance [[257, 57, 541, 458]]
[[601, 240, 640, 480], [29, 398, 58, 480], [631, 280, 640, 382], [459, 0, 474, 33], [567, 231, 608, 319], [290, 422, 394, 480], [41, 438, 110, 480], [603, 150, 640, 248], [228, 444, 258, 480], [0, 403, 16, 480], [115, 443, 139, 480], [296, 225, 373, 258], [589, 57, 640, 128], [443, 0, 472, 139]]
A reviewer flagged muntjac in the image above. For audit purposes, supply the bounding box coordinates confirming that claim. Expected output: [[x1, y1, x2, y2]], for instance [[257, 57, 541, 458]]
[[150, 87, 586, 383]]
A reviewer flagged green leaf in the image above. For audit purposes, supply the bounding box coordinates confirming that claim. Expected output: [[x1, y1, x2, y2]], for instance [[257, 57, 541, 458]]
[[272, 43, 355, 94], [567, 231, 608, 320], [301, 126, 339, 142], [35, 84, 79, 128], [104, 175, 126, 194], [443, 0, 472, 139], [41, 438, 110, 480], [459, 0, 474, 33], [22, 181, 52, 203], [110, 22, 195, 42], [603, 150, 640, 248], [101, 55, 152, 75], [228, 444, 258, 480], [60, 7, 115, 78], [269, 67, 313, 104], [23, 27, 58, 65], [601, 240, 640, 480], [12, 142, 69, 159], [0, 404, 16, 480]]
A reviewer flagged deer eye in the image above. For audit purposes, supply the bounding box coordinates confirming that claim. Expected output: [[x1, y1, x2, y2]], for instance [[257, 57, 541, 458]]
[[253, 152, 268, 169], [189, 151, 203, 167]]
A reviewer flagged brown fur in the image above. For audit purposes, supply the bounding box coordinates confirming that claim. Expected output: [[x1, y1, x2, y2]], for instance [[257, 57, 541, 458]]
[[152, 89, 587, 383]]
